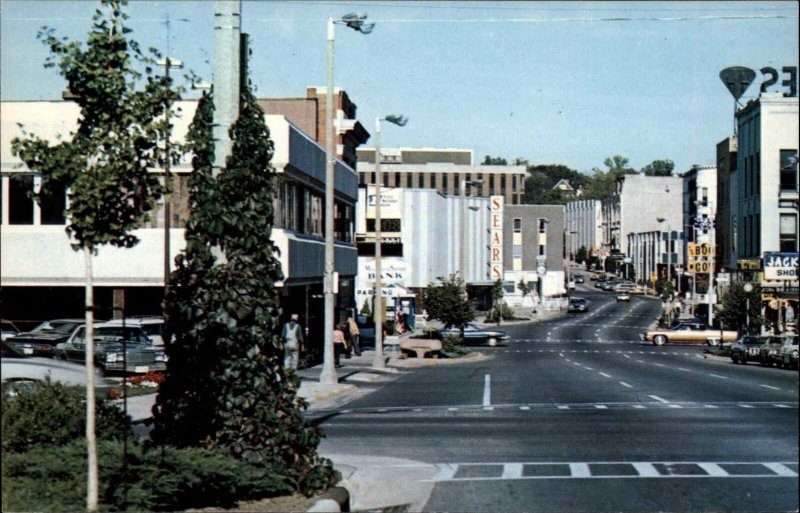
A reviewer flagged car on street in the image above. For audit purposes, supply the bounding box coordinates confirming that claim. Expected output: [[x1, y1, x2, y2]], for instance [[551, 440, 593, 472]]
[[4, 320, 85, 357], [2, 341, 112, 389], [730, 335, 771, 365], [573, 274, 585, 284], [26, 318, 86, 334], [779, 335, 799, 369], [568, 297, 589, 313], [55, 323, 166, 375], [758, 335, 796, 367], [1, 320, 20, 341], [440, 323, 509, 346], [601, 280, 619, 291], [616, 291, 631, 302], [594, 278, 607, 289], [641, 322, 738, 346], [103, 316, 168, 346]]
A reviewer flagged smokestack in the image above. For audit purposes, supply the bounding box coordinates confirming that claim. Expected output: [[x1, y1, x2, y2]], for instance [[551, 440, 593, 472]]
[[212, 0, 241, 177]]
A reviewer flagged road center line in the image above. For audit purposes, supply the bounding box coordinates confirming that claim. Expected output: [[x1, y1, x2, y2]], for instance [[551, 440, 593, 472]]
[[708, 373, 728, 379], [677, 367, 690, 372], [599, 372, 612, 378], [649, 395, 671, 404], [760, 384, 780, 391], [619, 381, 633, 388]]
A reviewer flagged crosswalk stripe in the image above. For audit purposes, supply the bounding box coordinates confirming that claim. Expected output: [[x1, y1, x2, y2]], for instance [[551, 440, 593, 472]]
[[763, 463, 798, 477], [503, 463, 524, 479], [570, 463, 591, 477], [698, 463, 729, 477], [633, 462, 660, 477]]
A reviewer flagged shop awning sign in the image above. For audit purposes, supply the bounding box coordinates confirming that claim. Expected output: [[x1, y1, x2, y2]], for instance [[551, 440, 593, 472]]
[[763, 252, 799, 281]]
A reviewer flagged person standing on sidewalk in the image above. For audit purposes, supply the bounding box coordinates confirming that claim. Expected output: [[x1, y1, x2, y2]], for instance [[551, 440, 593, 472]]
[[281, 314, 304, 370], [346, 316, 361, 356], [333, 323, 346, 367]]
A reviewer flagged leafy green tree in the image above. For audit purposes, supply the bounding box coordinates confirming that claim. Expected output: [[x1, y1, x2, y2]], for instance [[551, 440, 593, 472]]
[[482, 155, 508, 165], [150, 58, 336, 493], [603, 155, 636, 174], [719, 283, 763, 335], [360, 298, 372, 317], [10, 2, 172, 509], [575, 246, 588, 264], [523, 164, 589, 205], [517, 279, 530, 297], [424, 274, 474, 330], [641, 159, 675, 176]]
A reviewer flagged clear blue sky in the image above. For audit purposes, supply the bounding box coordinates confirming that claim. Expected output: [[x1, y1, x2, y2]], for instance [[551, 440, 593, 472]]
[[2, 1, 797, 174]]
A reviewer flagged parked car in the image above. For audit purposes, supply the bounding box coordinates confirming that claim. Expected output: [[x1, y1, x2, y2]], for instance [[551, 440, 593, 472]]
[[55, 323, 166, 375], [730, 335, 771, 365], [758, 335, 794, 367], [440, 323, 509, 346], [573, 274, 585, 284], [5, 320, 85, 357], [779, 335, 799, 369], [568, 297, 589, 313], [1, 320, 20, 341], [2, 341, 112, 389], [641, 322, 738, 346], [26, 318, 86, 334], [616, 291, 631, 302], [103, 316, 168, 346]]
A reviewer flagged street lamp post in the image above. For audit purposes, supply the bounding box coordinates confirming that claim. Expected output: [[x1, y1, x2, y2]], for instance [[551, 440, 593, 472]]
[[743, 282, 753, 334], [459, 180, 483, 295], [372, 114, 407, 371], [156, 57, 183, 297], [321, 14, 374, 385]]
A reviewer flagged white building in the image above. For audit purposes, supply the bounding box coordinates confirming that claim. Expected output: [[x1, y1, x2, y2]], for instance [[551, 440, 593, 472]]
[[1, 100, 360, 339], [354, 187, 492, 315], [565, 199, 602, 260], [681, 164, 718, 317], [735, 92, 799, 262], [600, 174, 683, 275]]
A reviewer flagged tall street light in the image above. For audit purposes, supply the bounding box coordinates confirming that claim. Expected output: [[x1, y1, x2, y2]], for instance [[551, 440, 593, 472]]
[[156, 56, 183, 298], [743, 282, 753, 333], [459, 180, 483, 295], [372, 114, 407, 370], [321, 13, 374, 385]]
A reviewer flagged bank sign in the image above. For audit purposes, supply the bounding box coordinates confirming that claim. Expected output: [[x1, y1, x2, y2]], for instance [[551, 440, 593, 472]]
[[764, 252, 799, 281]]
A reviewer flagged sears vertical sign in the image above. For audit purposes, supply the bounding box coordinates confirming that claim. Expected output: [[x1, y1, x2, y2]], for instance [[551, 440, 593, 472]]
[[764, 252, 799, 280], [490, 196, 504, 281]]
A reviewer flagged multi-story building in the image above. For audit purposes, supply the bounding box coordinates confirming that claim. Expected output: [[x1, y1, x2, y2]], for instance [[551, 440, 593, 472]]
[[716, 136, 738, 271], [354, 187, 491, 315], [681, 164, 718, 319], [1, 99, 360, 349], [259, 86, 370, 170], [565, 199, 602, 261], [356, 147, 526, 205], [735, 92, 799, 263], [502, 204, 566, 307], [600, 174, 683, 275]]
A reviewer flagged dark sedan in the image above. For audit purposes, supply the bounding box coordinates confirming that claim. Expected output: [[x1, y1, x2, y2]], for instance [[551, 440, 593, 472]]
[[56, 324, 166, 375], [5, 321, 84, 357]]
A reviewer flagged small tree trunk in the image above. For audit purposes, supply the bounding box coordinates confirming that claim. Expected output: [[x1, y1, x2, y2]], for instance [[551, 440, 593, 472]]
[[85, 247, 98, 512]]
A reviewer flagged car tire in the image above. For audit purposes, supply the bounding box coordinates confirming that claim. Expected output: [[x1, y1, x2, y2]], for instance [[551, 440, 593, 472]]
[[707, 338, 720, 347], [653, 335, 666, 346], [731, 353, 739, 364]]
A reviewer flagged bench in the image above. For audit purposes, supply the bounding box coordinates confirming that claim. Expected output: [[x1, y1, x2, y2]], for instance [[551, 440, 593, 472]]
[[399, 339, 442, 359]]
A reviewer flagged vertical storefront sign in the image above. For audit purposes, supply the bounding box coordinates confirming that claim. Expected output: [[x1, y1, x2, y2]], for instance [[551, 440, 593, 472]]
[[490, 196, 504, 281]]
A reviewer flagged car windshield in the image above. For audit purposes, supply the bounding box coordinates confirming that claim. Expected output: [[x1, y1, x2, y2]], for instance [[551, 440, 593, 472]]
[[74, 327, 151, 345]]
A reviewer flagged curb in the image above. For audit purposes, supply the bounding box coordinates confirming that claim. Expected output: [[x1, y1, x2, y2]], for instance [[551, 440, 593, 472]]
[[304, 384, 357, 404], [308, 486, 349, 512], [389, 352, 492, 368]]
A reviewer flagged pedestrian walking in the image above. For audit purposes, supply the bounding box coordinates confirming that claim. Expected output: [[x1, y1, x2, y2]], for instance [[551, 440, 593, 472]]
[[347, 316, 361, 356], [333, 323, 346, 367], [281, 314, 304, 370]]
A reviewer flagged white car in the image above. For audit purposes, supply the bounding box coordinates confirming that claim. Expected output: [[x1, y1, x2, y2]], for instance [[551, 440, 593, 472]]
[[2, 341, 112, 388], [102, 316, 168, 346]]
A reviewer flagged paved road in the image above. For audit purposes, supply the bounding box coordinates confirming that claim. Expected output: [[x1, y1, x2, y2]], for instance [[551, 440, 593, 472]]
[[315, 285, 799, 512]]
